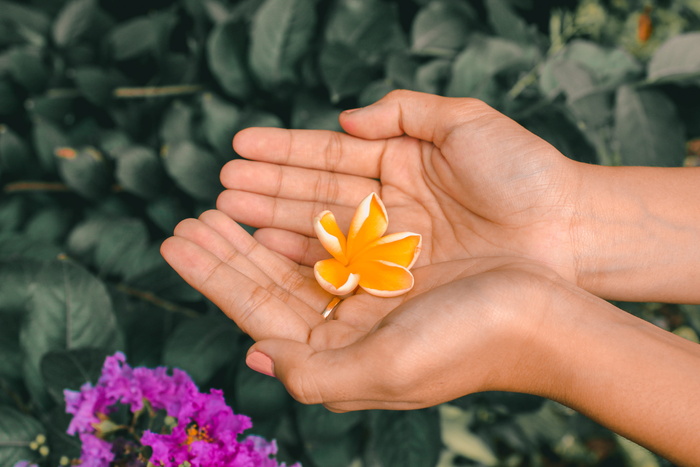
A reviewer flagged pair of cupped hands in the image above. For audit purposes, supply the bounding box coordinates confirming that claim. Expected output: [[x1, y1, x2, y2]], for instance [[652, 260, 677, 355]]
[[159, 90, 629, 411]]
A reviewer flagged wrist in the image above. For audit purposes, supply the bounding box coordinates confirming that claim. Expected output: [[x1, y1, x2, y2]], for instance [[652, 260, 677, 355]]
[[571, 163, 700, 303]]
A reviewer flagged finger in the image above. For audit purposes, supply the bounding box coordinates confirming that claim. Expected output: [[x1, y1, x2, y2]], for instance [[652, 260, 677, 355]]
[[246, 337, 389, 407], [217, 190, 356, 236], [339, 89, 486, 146], [195, 210, 330, 310], [232, 127, 383, 178], [220, 159, 379, 206], [254, 228, 328, 267], [160, 236, 321, 341]]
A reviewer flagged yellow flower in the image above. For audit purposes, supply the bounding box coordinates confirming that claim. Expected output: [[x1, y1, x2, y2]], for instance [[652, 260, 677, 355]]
[[313, 192, 422, 297]]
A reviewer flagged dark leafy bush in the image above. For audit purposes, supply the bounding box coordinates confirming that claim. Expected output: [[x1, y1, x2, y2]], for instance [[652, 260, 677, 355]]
[[2, 0, 700, 465]]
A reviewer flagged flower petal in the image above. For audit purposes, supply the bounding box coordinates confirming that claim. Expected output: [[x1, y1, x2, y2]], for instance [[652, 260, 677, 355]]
[[354, 232, 422, 269], [314, 258, 360, 296], [347, 192, 388, 259], [313, 210, 347, 264], [352, 260, 415, 297]]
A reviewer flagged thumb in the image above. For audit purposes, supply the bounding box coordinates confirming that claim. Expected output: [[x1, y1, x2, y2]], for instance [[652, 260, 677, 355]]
[[339, 89, 488, 145], [245, 338, 382, 407]]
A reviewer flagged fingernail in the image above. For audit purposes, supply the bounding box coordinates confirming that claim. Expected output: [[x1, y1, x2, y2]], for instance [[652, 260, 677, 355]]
[[342, 108, 362, 115], [246, 351, 275, 377]]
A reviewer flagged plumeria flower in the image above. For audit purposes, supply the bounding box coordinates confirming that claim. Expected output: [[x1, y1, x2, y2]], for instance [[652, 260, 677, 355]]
[[313, 192, 422, 297]]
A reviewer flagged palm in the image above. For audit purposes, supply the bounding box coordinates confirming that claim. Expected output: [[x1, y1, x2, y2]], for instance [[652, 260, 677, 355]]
[[221, 103, 578, 281]]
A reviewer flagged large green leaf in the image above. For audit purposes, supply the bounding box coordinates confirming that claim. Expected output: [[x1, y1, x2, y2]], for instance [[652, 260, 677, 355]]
[[31, 117, 68, 174], [200, 93, 241, 161], [365, 408, 442, 467], [296, 403, 363, 440], [614, 85, 685, 167], [40, 348, 112, 404], [163, 315, 239, 385], [20, 259, 119, 406], [234, 360, 290, 419], [249, 0, 316, 87], [446, 36, 535, 103], [8, 46, 48, 94], [113, 145, 165, 199], [207, 19, 252, 99], [0, 311, 23, 382], [486, 0, 540, 45], [647, 32, 700, 84], [0, 1, 51, 38], [94, 218, 154, 279], [325, 0, 406, 61], [0, 406, 44, 466], [108, 16, 159, 61], [52, 0, 100, 47], [0, 125, 36, 179], [73, 67, 128, 106], [162, 141, 223, 201], [160, 101, 194, 146], [411, 0, 474, 57], [55, 146, 112, 198], [319, 42, 377, 103]]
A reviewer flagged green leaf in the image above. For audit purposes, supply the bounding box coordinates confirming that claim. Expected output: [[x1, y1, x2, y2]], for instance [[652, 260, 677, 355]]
[[0, 125, 36, 179], [0, 79, 21, 116], [0, 312, 23, 381], [648, 32, 700, 84], [24, 204, 74, 243], [163, 315, 239, 385], [365, 408, 442, 467], [160, 101, 194, 146], [325, 0, 406, 62], [20, 259, 119, 407], [0, 406, 44, 466], [296, 403, 363, 440], [291, 92, 342, 131], [113, 145, 165, 199], [108, 16, 159, 61], [55, 146, 112, 198], [249, 0, 316, 87], [359, 80, 398, 108], [614, 85, 686, 167], [8, 46, 48, 94], [411, 0, 474, 57], [93, 218, 152, 278], [146, 195, 192, 235], [200, 93, 240, 161], [124, 258, 203, 303], [446, 35, 535, 104], [52, 0, 99, 47], [415, 58, 452, 95], [486, 0, 539, 45], [32, 117, 68, 173], [319, 42, 377, 103], [539, 40, 642, 99], [0, 259, 42, 312], [162, 141, 223, 202], [207, 19, 252, 99], [0, 1, 51, 37], [40, 348, 111, 403], [234, 360, 290, 419], [73, 67, 127, 106], [0, 199, 28, 234], [0, 233, 62, 260]]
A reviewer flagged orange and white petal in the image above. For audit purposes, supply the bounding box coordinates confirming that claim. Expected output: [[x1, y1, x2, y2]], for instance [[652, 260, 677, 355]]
[[313, 211, 348, 263], [314, 258, 360, 296], [352, 260, 415, 297], [354, 232, 422, 269], [347, 193, 388, 258]]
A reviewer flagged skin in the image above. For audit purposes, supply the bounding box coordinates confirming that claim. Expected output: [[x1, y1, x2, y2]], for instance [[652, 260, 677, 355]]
[[161, 90, 700, 465]]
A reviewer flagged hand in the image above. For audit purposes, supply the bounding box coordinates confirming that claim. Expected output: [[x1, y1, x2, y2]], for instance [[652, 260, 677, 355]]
[[160, 208, 561, 410], [221, 90, 582, 286]]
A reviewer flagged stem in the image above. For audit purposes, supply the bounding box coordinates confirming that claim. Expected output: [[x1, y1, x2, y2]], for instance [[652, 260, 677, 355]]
[[3, 181, 71, 193], [115, 284, 200, 318], [113, 84, 203, 99]]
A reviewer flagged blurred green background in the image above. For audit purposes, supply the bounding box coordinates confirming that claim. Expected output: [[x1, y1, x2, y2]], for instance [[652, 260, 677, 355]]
[[2, 0, 700, 465]]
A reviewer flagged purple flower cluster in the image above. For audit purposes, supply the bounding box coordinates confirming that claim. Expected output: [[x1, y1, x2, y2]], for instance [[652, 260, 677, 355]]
[[63, 352, 299, 467]]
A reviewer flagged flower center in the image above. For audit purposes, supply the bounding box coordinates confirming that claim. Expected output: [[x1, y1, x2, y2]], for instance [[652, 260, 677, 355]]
[[185, 423, 214, 444]]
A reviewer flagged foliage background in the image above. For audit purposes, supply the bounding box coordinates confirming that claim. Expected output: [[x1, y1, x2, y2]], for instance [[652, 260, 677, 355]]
[[1, 0, 700, 465]]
